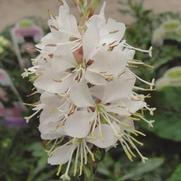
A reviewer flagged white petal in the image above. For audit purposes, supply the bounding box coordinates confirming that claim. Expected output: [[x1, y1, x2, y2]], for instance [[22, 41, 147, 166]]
[[51, 54, 75, 73], [48, 144, 75, 165], [90, 85, 104, 100], [40, 92, 62, 106], [121, 49, 135, 61], [121, 118, 135, 131], [102, 70, 136, 103], [40, 93, 70, 124], [99, 2, 106, 18], [39, 121, 65, 140], [54, 42, 80, 56], [36, 33, 58, 50], [105, 99, 146, 116], [40, 126, 65, 140], [87, 2, 106, 30], [70, 81, 94, 107], [40, 107, 61, 124], [88, 124, 117, 148], [90, 47, 128, 75], [105, 104, 130, 117], [83, 23, 99, 60], [85, 70, 107, 85], [58, 0, 80, 38], [41, 132, 62, 140], [100, 18, 126, 44], [128, 100, 146, 114], [34, 72, 73, 94], [64, 111, 95, 138]]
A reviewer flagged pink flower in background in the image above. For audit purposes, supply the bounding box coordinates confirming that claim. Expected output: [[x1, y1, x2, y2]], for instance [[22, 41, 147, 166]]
[[0, 106, 26, 127]]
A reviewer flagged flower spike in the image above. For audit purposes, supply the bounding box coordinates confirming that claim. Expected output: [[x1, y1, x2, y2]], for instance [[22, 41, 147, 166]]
[[23, 0, 155, 179]]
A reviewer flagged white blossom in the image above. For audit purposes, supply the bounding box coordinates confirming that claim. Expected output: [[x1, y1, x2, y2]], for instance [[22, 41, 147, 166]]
[[24, 0, 154, 179]]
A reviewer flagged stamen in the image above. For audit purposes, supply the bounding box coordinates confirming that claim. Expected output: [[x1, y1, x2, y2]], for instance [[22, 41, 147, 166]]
[[108, 113, 133, 127], [83, 142, 88, 164], [74, 145, 80, 176], [124, 42, 152, 57], [101, 112, 120, 137], [85, 142, 95, 161], [145, 106, 156, 116], [24, 107, 42, 123], [60, 174, 70, 181], [79, 143, 84, 176], [91, 119, 97, 137], [125, 134, 143, 146], [136, 114, 155, 127], [128, 60, 153, 69], [23, 102, 39, 107], [129, 129, 146, 137], [125, 136, 148, 163], [120, 141, 133, 161], [48, 138, 59, 155], [56, 164, 62, 176], [61, 146, 76, 180], [135, 74, 155, 89], [134, 86, 155, 91], [123, 139, 137, 158], [97, 113, 103, 139], [26, 91, 39, 97]]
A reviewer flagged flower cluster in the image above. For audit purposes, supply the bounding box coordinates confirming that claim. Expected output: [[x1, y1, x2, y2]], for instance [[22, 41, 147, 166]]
[[23, 1, 155, 180]]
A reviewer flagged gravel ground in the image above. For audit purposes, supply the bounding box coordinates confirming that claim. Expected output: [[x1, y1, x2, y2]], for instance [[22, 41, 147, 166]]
[[0, 0, 181, 31]]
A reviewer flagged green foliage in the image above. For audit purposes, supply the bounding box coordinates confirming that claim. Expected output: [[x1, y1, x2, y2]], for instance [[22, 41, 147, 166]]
[[168, 164, 181, 181], [96, 152, 173, 181], [0, 124, 57, 181], [146, 87, 181, 141], [121, 157, 164, 180]]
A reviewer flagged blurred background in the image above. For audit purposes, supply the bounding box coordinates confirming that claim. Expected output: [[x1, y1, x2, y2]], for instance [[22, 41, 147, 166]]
[[0, 0, 181, 180]]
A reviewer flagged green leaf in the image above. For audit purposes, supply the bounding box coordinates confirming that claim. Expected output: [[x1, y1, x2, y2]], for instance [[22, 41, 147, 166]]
[[145, 87, 181, 141], [120, 157, 164, 181], [83, 166, 95, 181], [152, 46, 181, 70], [168, 164, 181, 181], [27, 143, 48, 176], [148, 112, 181, 141]]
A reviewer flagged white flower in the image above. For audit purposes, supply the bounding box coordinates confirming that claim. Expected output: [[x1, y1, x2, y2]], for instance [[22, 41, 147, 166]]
[[71, 69, 139, 109], [39, 121, 65, 140], [48, 124, 117, 178], [23, 0, 155, 179], [87, 124, 118, 148], [37, 0, 81, 54], [64, 110, 95, 138], [62, 69, 146, 140], [83, 2, 126, 59], [36, 1, 128, 60], [38, 92, 75, 140], [33, 44, 134, 101]]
